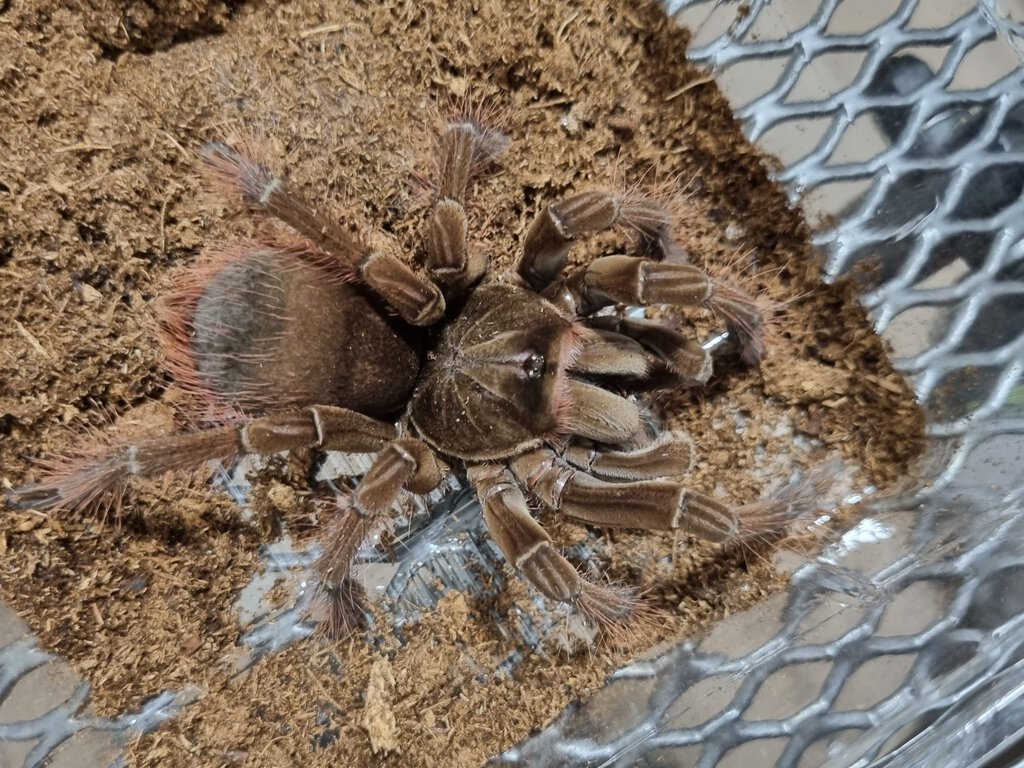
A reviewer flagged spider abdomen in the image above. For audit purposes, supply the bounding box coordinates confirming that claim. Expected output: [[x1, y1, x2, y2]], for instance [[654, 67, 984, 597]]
[[180, 249, 422, 416]]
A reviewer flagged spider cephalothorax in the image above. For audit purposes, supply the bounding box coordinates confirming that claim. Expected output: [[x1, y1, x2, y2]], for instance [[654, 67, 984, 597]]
[[10, 114, 806, 638]]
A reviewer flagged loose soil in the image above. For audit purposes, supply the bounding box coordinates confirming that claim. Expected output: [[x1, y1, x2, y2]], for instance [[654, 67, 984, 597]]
[[0, 0, 925, 766]]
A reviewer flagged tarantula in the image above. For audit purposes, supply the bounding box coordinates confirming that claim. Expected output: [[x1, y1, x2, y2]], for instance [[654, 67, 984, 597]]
[[10, 113, 799, 638]]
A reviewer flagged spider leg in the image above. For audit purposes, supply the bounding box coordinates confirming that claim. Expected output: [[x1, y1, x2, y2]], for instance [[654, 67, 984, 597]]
[[559, 331, 692, 445], [561, 430, 695, 481], [425, 120, 509, 293], [568, 319, 712, 388], [313, 437, 445, 637], [7, 406, 397, 516], [570, 327, 653, 377], [519, 187, 767, 364], [519, 190, 682, 291], [200, 142, 444, 325], [573, 254, 766, 364], [510, 448, 807, 545], [468, 463, 640, 633], [584, 314, 713, 385], [562, 379, 642, 444]]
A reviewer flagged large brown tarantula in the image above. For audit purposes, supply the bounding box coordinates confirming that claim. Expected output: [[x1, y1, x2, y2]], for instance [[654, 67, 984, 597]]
[[10, 114, 801, 637]]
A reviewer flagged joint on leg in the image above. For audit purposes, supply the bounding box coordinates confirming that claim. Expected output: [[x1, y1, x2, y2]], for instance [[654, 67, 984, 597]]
[[359, 251, 445, 325], [520, 191, 622, 291], [392, 437, 445, 494], [239, 413, 317, 455], [427, 198, 484, 289], [510, 450, 574, 511], [310, 405, 396, 452]]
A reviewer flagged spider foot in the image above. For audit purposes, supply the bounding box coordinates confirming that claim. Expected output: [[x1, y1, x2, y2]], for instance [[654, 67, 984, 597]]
[[705, 274, 787, 366], [425, 115, 510, 292], [311, 575, 371, 639], [705, 279, 766, 365], [572, 579, 664, 647], [199, 141, 279, 209], [6, 449, 134, 521], [733, 465, 837, 547]]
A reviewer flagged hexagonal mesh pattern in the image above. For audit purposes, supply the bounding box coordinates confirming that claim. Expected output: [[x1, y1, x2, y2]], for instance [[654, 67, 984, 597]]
[[3, 2, 1024, 767]]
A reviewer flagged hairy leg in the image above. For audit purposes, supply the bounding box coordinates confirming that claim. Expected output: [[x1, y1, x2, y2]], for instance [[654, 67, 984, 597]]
[[200, 142, 444, 325], [520, 189, 685, 290], [560, 430, 695, 480], [509, 448, 814, 545], [468, 463, 644, 636], [7, 406, 397, 516], [573, 255, 766, 365], [425, 119, 509, 293], [584, 314, 714, 385], [519, 187, 769, 365], [312, 438, 444, 637]]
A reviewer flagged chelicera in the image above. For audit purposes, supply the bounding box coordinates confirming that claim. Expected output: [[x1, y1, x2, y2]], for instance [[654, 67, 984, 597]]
[[10, 112, 802, 638]]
